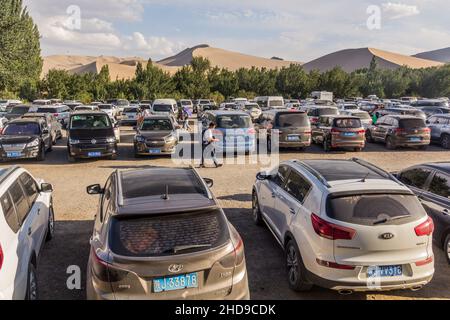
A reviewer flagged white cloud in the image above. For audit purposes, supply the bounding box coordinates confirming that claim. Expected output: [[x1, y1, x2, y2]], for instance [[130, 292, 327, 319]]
[[382, 2, 420, 19]]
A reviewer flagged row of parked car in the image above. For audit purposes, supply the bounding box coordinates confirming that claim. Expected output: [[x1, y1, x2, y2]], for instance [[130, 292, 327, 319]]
[[1, 158, 448, 299]]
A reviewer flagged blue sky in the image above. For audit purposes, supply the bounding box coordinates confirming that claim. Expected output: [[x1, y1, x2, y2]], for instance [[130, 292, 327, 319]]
[[23, 0, 450, 62]]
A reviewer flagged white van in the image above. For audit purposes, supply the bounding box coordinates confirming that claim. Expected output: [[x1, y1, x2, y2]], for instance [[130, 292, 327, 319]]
[[255, 96, 285, 110], [152, 99, 177, 115]]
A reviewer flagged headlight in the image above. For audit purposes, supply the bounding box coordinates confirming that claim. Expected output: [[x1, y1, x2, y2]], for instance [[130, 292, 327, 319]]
[[69, 138, 80, 145], [27, 139, 40, 148], [106, 137, 116, 143], [135, 135, 146, 143], [165, 135, 176, 143]]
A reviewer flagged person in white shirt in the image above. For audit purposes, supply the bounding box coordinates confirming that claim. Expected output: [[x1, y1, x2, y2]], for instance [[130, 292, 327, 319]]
[[200, 122, 222, 168]]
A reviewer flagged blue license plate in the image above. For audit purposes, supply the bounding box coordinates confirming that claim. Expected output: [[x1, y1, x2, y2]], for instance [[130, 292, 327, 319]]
[[6, 151, 22, 158], [409, 137, 421, 142], [343, 132, 356, 137], [153, 273, 198, 293], [287, 135, 300, 141], [149, 149, 161, 154], [367, 265, 402, 278], [87, 152, 102, 157]]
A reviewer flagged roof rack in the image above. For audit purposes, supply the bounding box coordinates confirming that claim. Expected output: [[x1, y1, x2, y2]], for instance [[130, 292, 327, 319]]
[[0, 166, 20, 186], [350, 158, 403, 185], [293, 160, 331, 188]]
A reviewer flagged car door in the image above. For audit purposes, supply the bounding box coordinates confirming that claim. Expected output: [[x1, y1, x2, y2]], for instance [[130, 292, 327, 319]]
[[272, 169, 312, 240], [427, 116, 440, 141]]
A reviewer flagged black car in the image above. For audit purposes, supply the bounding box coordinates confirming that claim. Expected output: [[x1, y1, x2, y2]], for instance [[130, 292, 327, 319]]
[[0, 118, 52, 161], [67, 111, 118, 162], [397, 162, 450, 264]]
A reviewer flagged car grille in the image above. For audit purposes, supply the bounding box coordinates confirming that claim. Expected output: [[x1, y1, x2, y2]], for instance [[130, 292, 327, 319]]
[[2, 144, 26, 151]]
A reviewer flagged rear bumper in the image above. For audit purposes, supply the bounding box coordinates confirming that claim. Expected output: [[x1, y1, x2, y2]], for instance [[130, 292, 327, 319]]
[[393, 138, 430, 147], [279, 140, 311, 148], [69, 144, 117, 159], [331, 140, 365, 148]]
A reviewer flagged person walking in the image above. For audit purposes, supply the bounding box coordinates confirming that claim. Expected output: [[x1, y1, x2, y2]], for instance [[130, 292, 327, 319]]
[[199, 122, 222, 168]]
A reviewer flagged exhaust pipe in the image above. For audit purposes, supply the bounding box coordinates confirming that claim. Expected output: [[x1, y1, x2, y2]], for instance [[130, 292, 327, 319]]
[[338, 289, 354, 295], [411, 285, 423, 292]]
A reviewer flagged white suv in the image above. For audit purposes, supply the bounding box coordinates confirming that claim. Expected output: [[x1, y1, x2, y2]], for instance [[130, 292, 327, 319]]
[[0, 166, 54, 300], [252, 158, 434, 293]]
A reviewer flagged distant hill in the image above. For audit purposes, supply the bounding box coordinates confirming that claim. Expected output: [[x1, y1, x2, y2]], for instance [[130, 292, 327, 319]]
[[413, 47, 450, 63], [303, 47, 443, 73]]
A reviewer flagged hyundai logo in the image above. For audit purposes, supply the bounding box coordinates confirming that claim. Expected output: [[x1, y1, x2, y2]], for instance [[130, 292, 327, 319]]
[[168, 264, 183, 273], [379, 232, 395, 240]]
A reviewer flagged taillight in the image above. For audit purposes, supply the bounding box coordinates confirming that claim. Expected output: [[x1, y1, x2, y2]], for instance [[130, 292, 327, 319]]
[[414, 216, 434, 237], [220, 226, 245, 268], [415, 256, 433, 267], [91, 249, 128, 282], [0, 243, 3, 270], [357, 129, 365, 135], [331, 128, 340, 135], [53, 113, 59, 117], [311, 213, 356, 240], [247, 128, 256, 135], [423, 128, 431, 133], [316, 259, 355, 270]]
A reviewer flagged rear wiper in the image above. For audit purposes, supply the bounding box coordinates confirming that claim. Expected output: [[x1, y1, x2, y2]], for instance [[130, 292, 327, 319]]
[[373, 215, 410, 225], [163, 244, 212, 254]]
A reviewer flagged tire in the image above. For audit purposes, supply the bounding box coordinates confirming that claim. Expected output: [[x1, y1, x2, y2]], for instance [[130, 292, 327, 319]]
[[52, 135, 57, 145], [285, 240, 313, 292], [48, 143, 53, 152], [444, 234, 450, 265], [26, 264, 38, 300], [365, 130, 374, 143], [418, 145, 428, 151], [109, 154, 118, 160], [441, 134, 450, 149], [354, 147, 363, 152], [252, 191, 264, 226], [386, 136, 396, 150], [46, 204, 55, 242], [67, 150, 76, 163], [37, 144, 46, 161]]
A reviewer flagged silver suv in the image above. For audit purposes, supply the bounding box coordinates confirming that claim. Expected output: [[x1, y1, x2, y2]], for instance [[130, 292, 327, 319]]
[[252, 158, 434, 293], [427, 114, 450, 149]]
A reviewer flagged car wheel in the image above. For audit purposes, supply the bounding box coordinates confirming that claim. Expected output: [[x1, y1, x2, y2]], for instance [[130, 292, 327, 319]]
[[386, 136, 396, 150], [418, 145, 428, 150], [354, 147, 363, 152], [26, 264, 38, 300], [47, 142, 53, 152], [441, 134, 450, 149], [52, 135, 57, 145], [285, 240, 313, 292], [365, 130, 373, 143], [67, 151, 76, 163], [252, 191, 264, 226], [445, 234, 450, 265], [37, 144, 46, 161], [109, 154, 118, 160], [46, 204, 55, 241]]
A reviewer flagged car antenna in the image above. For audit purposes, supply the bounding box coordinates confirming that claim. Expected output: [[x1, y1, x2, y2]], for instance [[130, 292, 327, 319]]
[[161, 185, 170, 200], [360, 172, 370, 183]]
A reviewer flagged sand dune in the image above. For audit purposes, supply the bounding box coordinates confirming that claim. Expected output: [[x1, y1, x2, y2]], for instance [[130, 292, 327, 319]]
[[414, 47, 450, 63], [303, 48, 443, 73], [158, 44, 299, 70]]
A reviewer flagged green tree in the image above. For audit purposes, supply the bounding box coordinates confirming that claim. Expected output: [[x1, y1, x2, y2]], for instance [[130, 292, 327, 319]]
[[276, 64, 308, 98]]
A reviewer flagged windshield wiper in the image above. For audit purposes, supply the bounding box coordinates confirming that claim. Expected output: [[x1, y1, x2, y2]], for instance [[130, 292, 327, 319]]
[[373, 215, 411, 225], [162, 244, 212, 254]]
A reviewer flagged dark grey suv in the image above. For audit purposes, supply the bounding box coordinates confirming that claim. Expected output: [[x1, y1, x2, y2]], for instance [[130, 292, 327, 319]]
[[86, 167, 249, 300]]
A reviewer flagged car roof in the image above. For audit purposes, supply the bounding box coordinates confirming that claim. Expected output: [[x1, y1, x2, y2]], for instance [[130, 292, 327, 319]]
[[430, 114, 450, 118], [207, 110, 249, 116], [383, 115, 423, 120], [9, 118, 42, 124], [143, 115, 173, 120], [70, 110, 108, 116], [418, 162, 450, 174], [115, 168, 215, 216]]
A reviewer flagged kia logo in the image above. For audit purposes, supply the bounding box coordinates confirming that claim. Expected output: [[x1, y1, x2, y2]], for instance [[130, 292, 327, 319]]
[[379, 232, 395, 240], [168, 264, 183, 273]]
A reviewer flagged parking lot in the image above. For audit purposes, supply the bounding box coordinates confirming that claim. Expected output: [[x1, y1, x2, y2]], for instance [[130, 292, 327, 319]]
[[2, 126, 449, 300]]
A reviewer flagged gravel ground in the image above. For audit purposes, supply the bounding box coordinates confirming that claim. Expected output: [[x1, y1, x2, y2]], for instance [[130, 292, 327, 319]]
[[2, 126, 449, 300]]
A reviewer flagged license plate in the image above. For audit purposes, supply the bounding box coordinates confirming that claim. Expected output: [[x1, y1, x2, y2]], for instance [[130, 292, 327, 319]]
[[149, 149, 161, 154], [409, 137, 421, 142], [87, 152, 102, 157], [343, 132, 356, 137], [367, 265, 403, 278], [6, 151, 22, 158], [287, 135, 300, 141], [153, 273, 198, 293]]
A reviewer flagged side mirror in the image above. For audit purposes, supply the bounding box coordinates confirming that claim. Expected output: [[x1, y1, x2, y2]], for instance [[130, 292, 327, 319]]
[[256, 172, 270, 181], [40, 183, 53, 193], [203, 178, 214, 188], [87, 184, 103, 195]]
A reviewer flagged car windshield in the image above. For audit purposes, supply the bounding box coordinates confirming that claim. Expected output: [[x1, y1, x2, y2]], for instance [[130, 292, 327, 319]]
[[124, 108, 139, 113], [318, 108, 338, 116], [9, 107, 29, 115], [269, 100, 283, 107], [98, 105, 113, 110], [117, 100, 129, 106], [245, 104, 260, 110], [4, 123, 40, 135], [153, 105, 172, 112], [344, 105, 358, 109], [141, 119, 173, 131], [399, 119, 426, 129], [334, 118, 362, 128], [327, 193, 426, 226], [217, 115, 251, 129], [277, 113, 309, 127], [36, 108, 57, 113], [70, 115, 111, 129]]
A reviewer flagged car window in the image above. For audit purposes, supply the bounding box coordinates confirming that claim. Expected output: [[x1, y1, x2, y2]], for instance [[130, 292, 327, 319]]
[[399, 168, 431, 189], [272, 165, 290, 188], [19, 173, 39, 205], [284, 171, 312, 203], [429, 173, 450, 198], [100, 177, 112, 222], [10, 181, 30, 225], [1, 191, 20, 233]]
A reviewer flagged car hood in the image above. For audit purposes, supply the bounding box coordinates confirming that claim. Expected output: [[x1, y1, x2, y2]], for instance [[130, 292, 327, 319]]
[[138, 131, 173, 139], [0, 135, 38, 144], [69, 128, 113, 139]]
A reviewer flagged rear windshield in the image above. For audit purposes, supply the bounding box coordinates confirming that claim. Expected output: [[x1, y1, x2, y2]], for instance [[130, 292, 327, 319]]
[[353, 112, 371, 120], [399, 119, 426, 129], [318, 108, 338, 116], [124, 108, 139, 113], [9, 107, 29, 115], [181, 101, 192, 105], [98, 105, 113, 110], [70, 115, 111, 129], [276, 113, 309, 127], [333, 118, 362, 128], [141, 119, 173, 131], [109, 210, 229, 257], [153, 105, 172, 112], [217, 115, 251, 129], [36, 107, 57, 113], [4, 123, 40, 135], [327, 193, 426, 226], [269, 100, 283, 107]]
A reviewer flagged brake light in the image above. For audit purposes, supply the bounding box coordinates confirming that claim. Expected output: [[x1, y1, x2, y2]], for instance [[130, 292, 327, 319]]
[[414, 216, 434, 237], [91, 249, 128, 282], [53, 113, 59, 117], [219, 226, 245, 268], [247, 128, 256, 135], [311, 213, 356, 240], [316, 259, 355, 270], [0, 243, 3, 270], [423, 128, 431, 133], [331, 128, 340, 135], [357, 129, 366, 135], [415, 256, 433, 267]]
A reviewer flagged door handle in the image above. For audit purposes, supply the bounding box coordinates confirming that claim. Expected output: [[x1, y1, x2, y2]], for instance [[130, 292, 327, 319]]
[[37, 209, 41, 215], [271, 192, 277, 198], [28, 227, 32, 236], [443, 209, 450, 216], [289, 208, 296, 215]]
